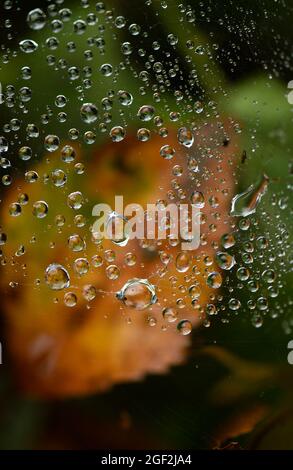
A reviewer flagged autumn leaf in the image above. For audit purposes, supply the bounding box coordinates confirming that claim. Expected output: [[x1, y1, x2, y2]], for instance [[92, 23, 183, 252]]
[[0, 122, 235, 398]]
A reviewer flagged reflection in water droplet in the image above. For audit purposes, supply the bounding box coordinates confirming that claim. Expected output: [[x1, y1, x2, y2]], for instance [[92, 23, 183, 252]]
[[230, 174, 269, 217], [137, 105, 155, 121], [177, 127, 194, 148], [207, 272, 222, 288], [0, 137, 9, 153], [116, 278, 157, 310], [110, 126, 126, 142], [32, 201, 48, 218], [221, 233, 236, 249], [45, 263, 70, 290], [27, 8, 46, 30], [177, 319, 192, 335], [215, 251, 236, 270], [64, 292, 77, 307], [162, 307, 178, 323], [191, 190, 205, 208], [176, 252, 191, 272], [106, 211, 129, 246], [80, 103, 98, 124], [19, 39, 39, 53]]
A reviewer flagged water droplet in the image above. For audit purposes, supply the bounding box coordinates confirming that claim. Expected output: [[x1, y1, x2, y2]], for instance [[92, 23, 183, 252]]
[[68, 234, 86, 252], [106, 264, 120, 280], [207, 271, 222, 288], [61, 145, 76, 163], [100, 63, 113, 76], [160, 144, 175, 160], [176, 251, 191, 272], [221, 233, 236, 249], [9, 203, 21, 217], [32, 201, 48, 218], [51, 169, 67, 187], [117, 278, 157, 310], [118, 90, 133, 106], [110, 126, 126, 142], [0, 137, 8, 153], [262, 269, 276, 284], [45, 263, 70, 290], [106, 212, 129, 246], [27, 8, 46, 30], [229, 298, 241, 311], [19, 39, 38, 53], [162, 307, 178, 323], [80, 103, 98, 124], [137, 128, 150, 142], [191, 190, 205, 208], [230, 174, 269, 217], [18, 146, 32, 161], [215, 251, 236, 270], [67, 191, 84, 210], [177, 127, 194, 147], [137, 105, 155, 121], [74, 258, 89, 276], [64, 292, 77, 307], [237, 267, 250, 281], [44, 134, 60, 152], [177, 319, 192, 335]]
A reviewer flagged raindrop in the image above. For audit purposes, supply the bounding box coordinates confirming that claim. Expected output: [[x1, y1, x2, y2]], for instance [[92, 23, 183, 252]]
[[137, 105, 155, 121], [177, 127, 194, 148], [44, 134, 60, 152], [80, 103, 98, 124], [68, 234, 86, 252], [160, 144, 175, 160], [27, 8, 46, 30], [118, 90, 133, 106], [215, 251, 236, 270], [45, 263, 70, 290], [67, 191, 84, 210], [51, 169, 67, 187], [207, 272, 222, 288], [231, 174, 269, 217], [19, 39, 38, 53], [0, 137, 8, 153], [116, 278, 157, 310], [162, 307, 178, 323], [32, 201, 48, 218], [177, 320, 192, 335], [110, 126, 126, 142], [191, 191, 205, 208], [176, 252, 191, 272], [64, 292, 77, 307]]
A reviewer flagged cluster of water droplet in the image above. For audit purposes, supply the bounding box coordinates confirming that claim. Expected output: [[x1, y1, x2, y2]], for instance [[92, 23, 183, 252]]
[[0, 0, 291, 337]]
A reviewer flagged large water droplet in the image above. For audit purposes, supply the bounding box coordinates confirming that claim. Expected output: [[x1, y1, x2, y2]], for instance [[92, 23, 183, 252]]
[[176, 252, 191, 272], [230, 174, 269, 217], [45, 263, 70, 290], [27, 8, 46, 30], [177, 127, 194, 148], [177, 319, 192, 335], [80, 103, 98, 124], [19, 39, 38, 53], [116, 278, 157, 310], [207, 271, 222, 288], [215, 251, 236, 270]]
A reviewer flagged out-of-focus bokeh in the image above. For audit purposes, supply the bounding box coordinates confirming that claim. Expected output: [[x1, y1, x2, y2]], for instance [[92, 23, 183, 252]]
[[0, 0, 292, 449]]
